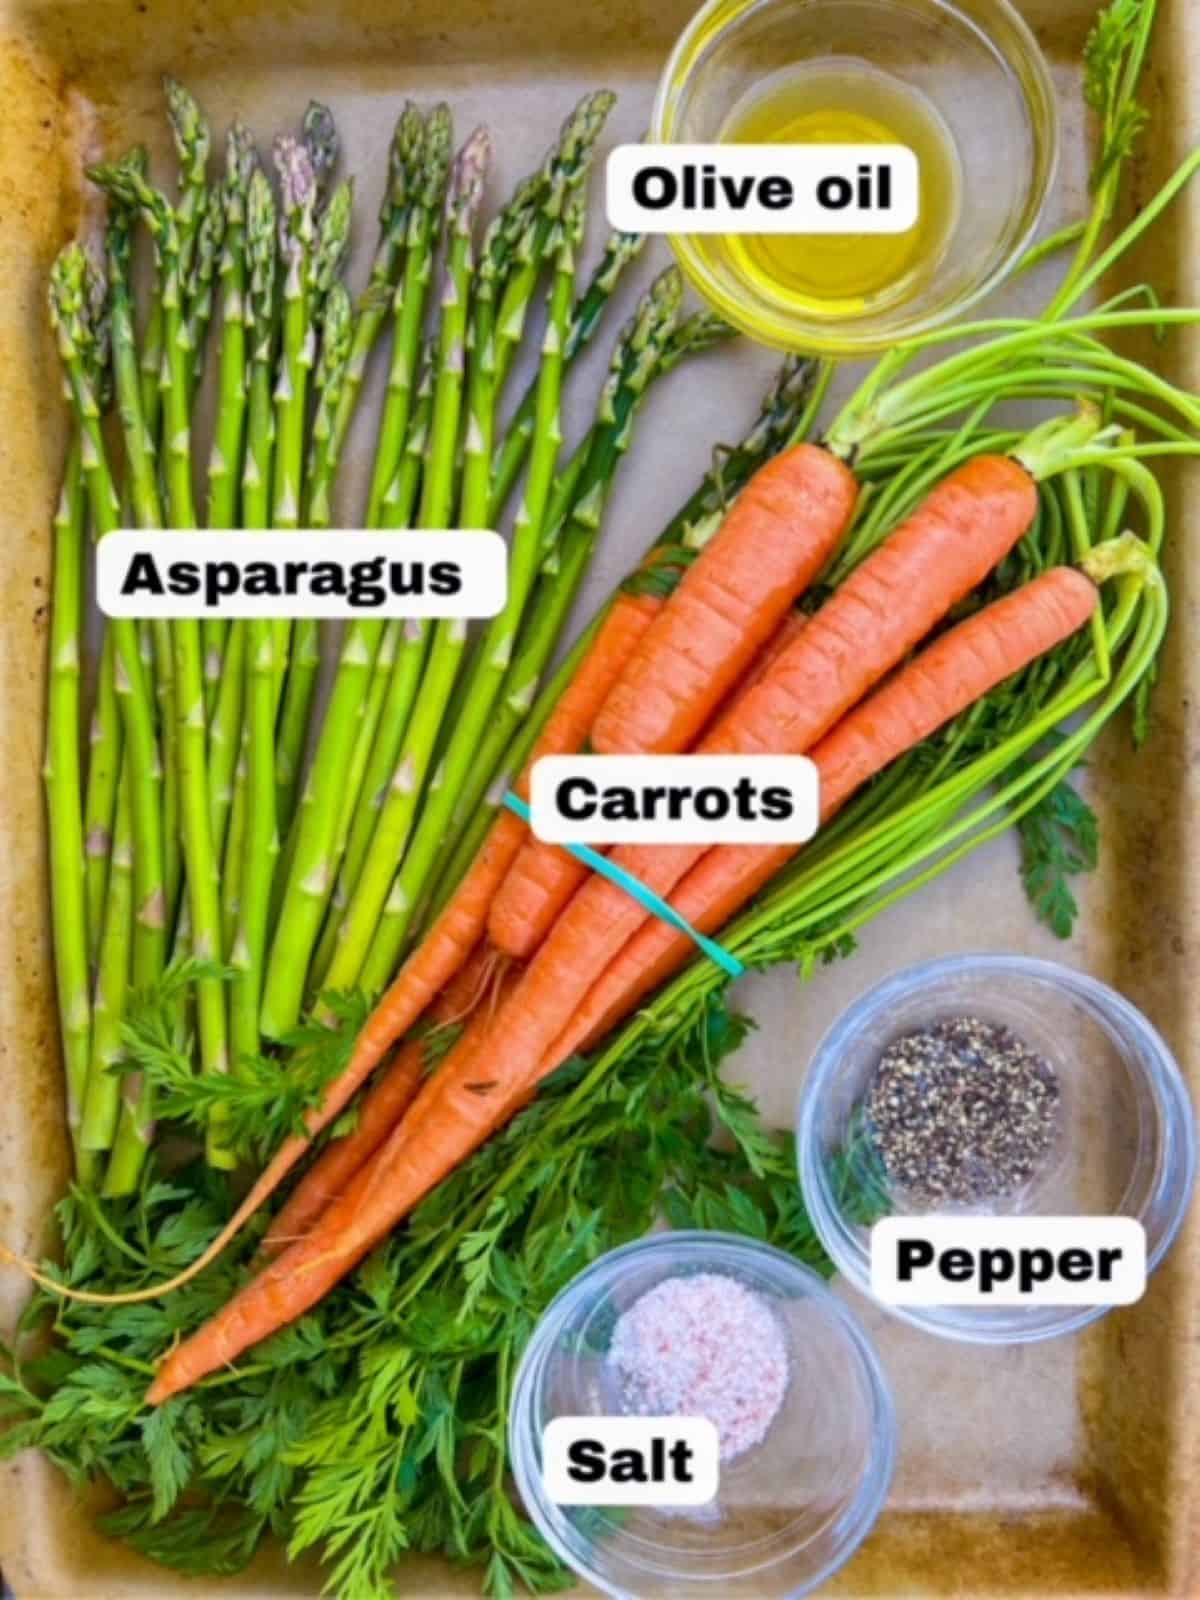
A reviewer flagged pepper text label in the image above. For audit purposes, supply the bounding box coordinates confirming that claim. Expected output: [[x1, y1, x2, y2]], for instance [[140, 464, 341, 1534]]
[[871, 1216, 1146, 1306]]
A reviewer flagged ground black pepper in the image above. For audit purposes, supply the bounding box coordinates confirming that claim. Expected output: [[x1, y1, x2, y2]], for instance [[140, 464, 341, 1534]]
[[864, 1015, 1061, 1205]]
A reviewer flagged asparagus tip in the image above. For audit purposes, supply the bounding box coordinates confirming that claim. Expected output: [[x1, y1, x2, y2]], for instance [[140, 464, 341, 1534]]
[[446, 125, 493, 223], [273, 134, 318, 221], [302, 100, 340, 197], [226, 120, 258, 185]]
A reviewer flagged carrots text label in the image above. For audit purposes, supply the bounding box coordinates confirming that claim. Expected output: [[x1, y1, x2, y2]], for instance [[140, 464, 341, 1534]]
[[529, 755, 820, 845]]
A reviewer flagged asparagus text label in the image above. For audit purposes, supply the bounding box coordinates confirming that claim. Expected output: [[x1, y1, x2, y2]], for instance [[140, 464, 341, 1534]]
[[530, 755, 820, 844], [607, 144, 919, 234], [97, 531, 507, 619]]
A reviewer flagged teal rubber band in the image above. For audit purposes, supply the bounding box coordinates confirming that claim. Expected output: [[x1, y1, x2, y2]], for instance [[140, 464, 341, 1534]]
[[502, 793, 746, 980]]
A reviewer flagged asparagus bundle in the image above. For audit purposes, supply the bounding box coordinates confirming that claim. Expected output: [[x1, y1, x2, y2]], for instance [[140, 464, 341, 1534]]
[[44, 80, 735, 1192]]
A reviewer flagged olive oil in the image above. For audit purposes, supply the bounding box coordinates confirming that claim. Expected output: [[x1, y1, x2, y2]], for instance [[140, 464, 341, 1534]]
[[718, 59, 962, 318]]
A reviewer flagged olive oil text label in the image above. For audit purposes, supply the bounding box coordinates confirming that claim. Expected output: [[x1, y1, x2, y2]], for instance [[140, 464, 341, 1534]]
[[608, 143, 919, 234]]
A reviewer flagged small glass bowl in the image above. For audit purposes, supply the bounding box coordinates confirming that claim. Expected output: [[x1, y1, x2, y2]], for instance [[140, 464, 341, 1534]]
[[509, 1231, 896, 1598], [797, 955, 1197, 1344], [650, 0, 1059, 354]]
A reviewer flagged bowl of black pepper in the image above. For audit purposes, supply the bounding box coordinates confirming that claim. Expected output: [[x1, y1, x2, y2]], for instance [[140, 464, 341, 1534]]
[[796, 955, 1197, 1343]]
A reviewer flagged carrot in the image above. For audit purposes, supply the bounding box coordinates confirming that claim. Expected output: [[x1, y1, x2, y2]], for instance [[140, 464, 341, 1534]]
[[485, 459, 849, 962], [147, 961, 523, 1405], [488, 608, 810, 963], [513, 591, 662, 799], [701, 454, 1040, 758], [454, 452, 1043, 1125], [261, 947, 497, 1252], [548, 565, 1100, 1060], [260, 1038, 428, 1253], [591, 443, 859, 756], [738, 606, 809, 690]]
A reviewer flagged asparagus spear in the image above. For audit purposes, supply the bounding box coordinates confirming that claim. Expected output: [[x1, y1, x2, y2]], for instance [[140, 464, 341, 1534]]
[[488, 226, 644, 519], [364, 105, 452, 528], [82, 631, 122, 972], [219, 164, 279, 958], [490, 91, 615, 397], [257, 285, 371, 1036], [184, 183, 226, 396], [80, 176, 181, 1182], [227, 168, 281, 1072], [50, 244, 167, 995], [273, 172, 355, 837], [206, 125, 256, 529], [104, 175, 165, 532], [45, 433, 91, 1167], [241, 166, 281, 534], [304, 283, 354, 518], [79, 773, 132, 1156], [310, 176, 354, 308], [164, 76, 211, 286], [359, 191, 588, 986], [74, 255, 124, 976], [269, 135, 319, 534], [204, 126, 257, 858], [266, 125, 491, 1028], [268, 136, 318, 838], [258, 266, 358, 915], [94, 154, 185, 940], [122, 76, 204, 465], [309, 358, 435, 985], [307, 102, 424, 531], [228, 618, 279, 1071], [267, 144, 422, 948], [102, 158, 233, 1167]]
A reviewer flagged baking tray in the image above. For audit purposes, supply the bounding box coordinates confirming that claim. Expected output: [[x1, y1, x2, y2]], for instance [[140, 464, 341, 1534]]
[[1, 0, 1199, 1594]]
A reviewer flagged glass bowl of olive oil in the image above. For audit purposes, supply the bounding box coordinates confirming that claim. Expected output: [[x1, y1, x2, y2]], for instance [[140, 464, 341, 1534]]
[[651, 0, 1058, 354]]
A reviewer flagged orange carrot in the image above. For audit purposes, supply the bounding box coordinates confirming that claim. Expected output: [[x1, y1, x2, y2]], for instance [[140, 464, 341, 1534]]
[[260, 1038, 428, 1254], [591, 443, 859, 756], [488, 608, 810, 962], [737, 606, 809, 691], [486, 450, 853, 962], [548, 565, 1099, 1060], [460, 452, 1042, 1125], [146, 960, 523, 1405], [261, 948, 497, 1251], [512, 591, 662, 802]]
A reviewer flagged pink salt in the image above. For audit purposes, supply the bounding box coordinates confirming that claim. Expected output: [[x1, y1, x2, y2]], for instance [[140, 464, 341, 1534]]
[[607, 1272, 789, 1460]]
